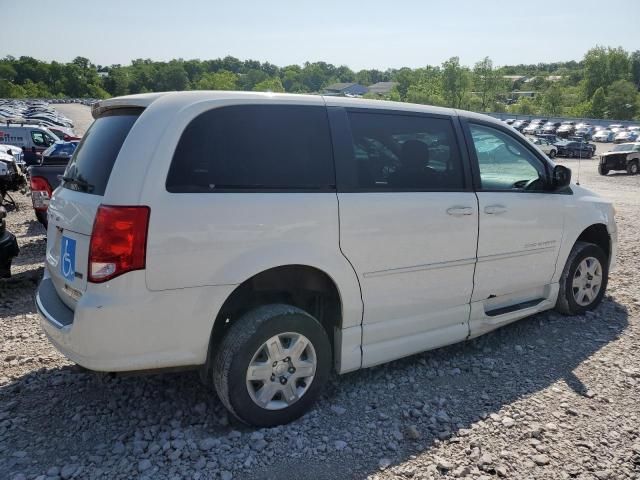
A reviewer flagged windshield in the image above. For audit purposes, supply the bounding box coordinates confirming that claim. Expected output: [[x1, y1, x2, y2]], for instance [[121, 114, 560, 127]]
[[611, 143, 638, 152], [63, 108, 142, 195]]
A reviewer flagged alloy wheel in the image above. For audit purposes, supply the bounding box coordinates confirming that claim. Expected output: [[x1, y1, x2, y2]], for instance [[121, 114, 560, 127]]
[[572, 256, 603, 307], [245, 332, 317, 410]]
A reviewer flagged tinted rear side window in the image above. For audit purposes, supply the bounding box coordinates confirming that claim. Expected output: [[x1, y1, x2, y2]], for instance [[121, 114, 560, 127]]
[[345, 111, 464, 191], [63, 108, 142, 196], [166, 104, 335, 192]]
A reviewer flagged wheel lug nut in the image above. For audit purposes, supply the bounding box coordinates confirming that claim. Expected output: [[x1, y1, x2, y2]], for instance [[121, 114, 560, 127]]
[[280, 377, 287, 385], [288, 367, 295, 374], [272, 362, 277, 367]]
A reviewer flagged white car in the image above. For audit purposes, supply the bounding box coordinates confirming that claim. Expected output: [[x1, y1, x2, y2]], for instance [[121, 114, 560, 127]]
[[37, 92, 617, 427], [529, 137, 558, 158]]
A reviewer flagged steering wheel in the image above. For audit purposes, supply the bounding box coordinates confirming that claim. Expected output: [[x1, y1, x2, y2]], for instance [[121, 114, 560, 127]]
[[512, 177, 541, 191]]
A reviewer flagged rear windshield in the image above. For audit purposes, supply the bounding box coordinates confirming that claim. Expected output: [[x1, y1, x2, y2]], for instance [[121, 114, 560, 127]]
[[62, 108, 142, 195]]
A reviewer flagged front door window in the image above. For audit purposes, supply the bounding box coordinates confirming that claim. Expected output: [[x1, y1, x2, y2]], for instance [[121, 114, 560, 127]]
[[469, 124, 548, 191]]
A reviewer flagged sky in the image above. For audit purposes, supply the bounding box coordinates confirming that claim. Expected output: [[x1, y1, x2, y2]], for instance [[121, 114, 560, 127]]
[[2, 0, 639, 70]]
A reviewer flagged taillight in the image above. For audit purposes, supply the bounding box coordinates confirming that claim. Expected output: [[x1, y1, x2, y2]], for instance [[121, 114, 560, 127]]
[[88, 205, 150, 283], [30, 176, 52, 211]]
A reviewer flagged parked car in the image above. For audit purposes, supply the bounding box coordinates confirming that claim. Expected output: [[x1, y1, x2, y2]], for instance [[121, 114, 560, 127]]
[[47, 126, 81, 142], [0, 144, 25, 172], [593, 129, 615, 142], [598, 142, 640, 175], [523, 122, 544, 135], [535, 133, 559, 144], [574, 126, 594, 140], [555, 140, 595, 158], [26, 141, 78, 226], [40, 141, 78, 165], [556, 122, 576, 138], [511, 119, 530, 131], [529, 137, 557, 158], [0, 124, 60, 166], [541, 122, 561, 134], [613, 130, 639, 143], [36, 92, 617, 427]]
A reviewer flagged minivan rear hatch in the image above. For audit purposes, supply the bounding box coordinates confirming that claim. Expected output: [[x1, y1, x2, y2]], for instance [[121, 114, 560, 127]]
[[45, 108, 143, 309]]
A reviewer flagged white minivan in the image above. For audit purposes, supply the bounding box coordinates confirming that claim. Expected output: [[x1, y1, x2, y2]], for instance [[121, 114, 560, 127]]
[[37, 92, 617, 426]]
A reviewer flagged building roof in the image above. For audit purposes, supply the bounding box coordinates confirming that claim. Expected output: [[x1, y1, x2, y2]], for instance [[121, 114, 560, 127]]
[[324, 82, 360, 92], [367, 81, 399, 94]]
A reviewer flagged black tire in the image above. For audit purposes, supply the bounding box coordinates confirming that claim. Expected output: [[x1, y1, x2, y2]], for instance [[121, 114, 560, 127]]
[[627, 160, 639, 175], [549, 149, 556, 159], [598, 165, 609, 176], [211, 304, 331, 427], [556, 241, 608, 316]]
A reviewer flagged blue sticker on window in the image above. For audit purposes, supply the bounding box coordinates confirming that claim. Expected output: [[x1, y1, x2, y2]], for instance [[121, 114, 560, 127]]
[[61, 236, 76, 282]]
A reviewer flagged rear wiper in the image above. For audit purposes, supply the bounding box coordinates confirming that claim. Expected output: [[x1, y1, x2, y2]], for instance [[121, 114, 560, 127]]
[[61, 175, 93, 192]]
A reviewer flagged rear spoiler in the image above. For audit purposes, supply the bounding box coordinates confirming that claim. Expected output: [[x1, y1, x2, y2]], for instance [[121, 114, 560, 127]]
[[91, 93, 167, 118]]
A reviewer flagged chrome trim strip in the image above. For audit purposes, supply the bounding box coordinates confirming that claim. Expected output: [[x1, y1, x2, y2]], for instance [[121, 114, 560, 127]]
[[36, 292, 66, 329], [477, 246, 556, 263], [363, 257, 477, 278]]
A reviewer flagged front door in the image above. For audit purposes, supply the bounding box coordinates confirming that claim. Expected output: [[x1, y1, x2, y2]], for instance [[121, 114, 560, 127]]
[[464, 121, 566, 332], [330, 107, 478, 367]]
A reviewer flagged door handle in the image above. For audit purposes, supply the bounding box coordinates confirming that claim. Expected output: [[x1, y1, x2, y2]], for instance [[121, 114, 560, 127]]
[[446, 206, 474, 216], [484, 205, 507, 215]]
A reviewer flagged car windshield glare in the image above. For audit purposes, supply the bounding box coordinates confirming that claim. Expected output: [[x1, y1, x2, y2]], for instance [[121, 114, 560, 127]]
[[612, 143, 635, 152]]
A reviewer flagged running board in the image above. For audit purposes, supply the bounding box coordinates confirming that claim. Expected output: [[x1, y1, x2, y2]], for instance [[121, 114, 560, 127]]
[[485, 298, 545, 317]]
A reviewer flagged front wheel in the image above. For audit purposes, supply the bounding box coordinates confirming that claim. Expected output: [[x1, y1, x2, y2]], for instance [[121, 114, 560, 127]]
[[627, 161, 639, 175], [211, 304, 331, 427], [598, 165, 609, 176], [556, 241, 608, 315]]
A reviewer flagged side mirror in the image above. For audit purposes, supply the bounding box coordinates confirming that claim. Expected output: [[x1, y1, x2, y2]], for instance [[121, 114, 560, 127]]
[[552, 165, 571, 189]]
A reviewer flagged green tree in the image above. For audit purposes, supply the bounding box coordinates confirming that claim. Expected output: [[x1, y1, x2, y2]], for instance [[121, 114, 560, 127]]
[[541, 85, 563, 115], [590, 87, 606, 118], [157, 64, 189, 90], [472, 57, 503, 111], [582, 46, 630, 98], [441, 57, 471, 108], [630, 50, 640, 88], [103, 67, 129, 96], [605, 80, 638, 120], [252, 77, 284, 92], [510, 96, 537, 115], [196, 70, 238, 90]]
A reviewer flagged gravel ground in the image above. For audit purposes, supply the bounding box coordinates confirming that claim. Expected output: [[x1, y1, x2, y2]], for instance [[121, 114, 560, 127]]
[[1, 107, 639, 480]]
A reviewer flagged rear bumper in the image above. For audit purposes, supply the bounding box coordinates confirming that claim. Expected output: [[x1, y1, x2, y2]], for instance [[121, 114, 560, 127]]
[[37, 268, 236, 372]]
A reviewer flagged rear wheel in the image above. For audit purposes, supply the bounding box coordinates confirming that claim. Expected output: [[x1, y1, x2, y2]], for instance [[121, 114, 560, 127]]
[[598, 164, 609, 176], [211, 304, 331, 427], [556, 241, 608, 315], [627, 160, 639, 175]]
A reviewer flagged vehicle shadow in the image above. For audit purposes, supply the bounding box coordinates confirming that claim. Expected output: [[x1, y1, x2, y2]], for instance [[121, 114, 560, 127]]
[[0, 266, 42, 316], [20, 219, 46, 238], [0, 297, 629, 479]]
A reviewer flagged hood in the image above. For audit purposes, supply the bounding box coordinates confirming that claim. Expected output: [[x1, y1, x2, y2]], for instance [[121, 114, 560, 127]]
[[601, 149, 634, 156]]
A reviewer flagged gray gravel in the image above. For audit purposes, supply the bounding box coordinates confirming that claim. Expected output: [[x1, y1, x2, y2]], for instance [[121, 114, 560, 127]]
[[1, 112, 639, 479]]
